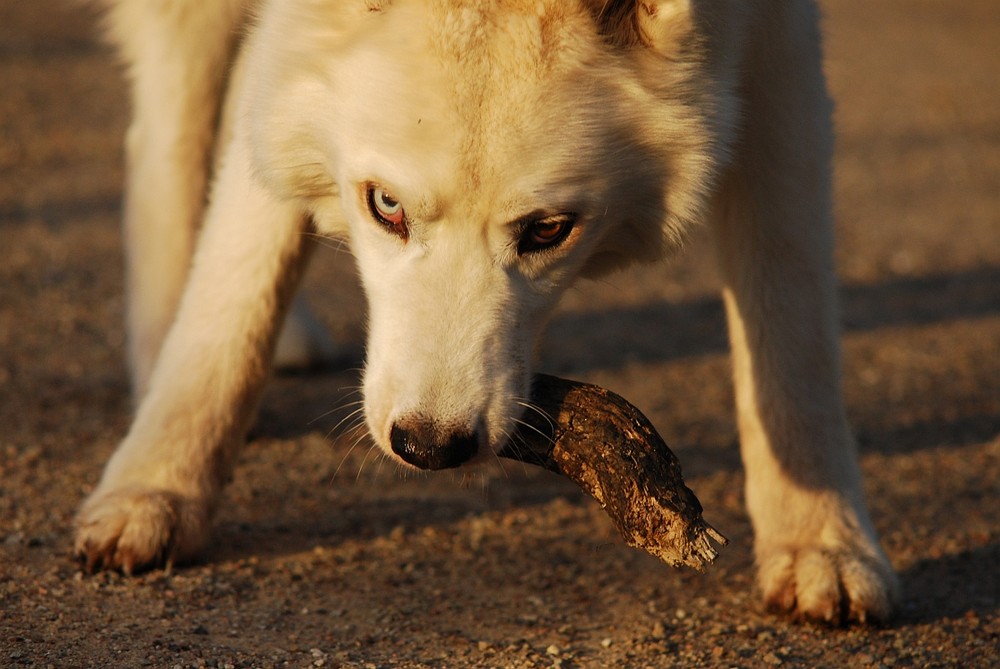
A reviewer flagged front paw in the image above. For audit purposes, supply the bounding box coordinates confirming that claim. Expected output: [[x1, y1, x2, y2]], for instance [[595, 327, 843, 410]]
[[74, 487, 211, 575], [756, 535, 899, 624]]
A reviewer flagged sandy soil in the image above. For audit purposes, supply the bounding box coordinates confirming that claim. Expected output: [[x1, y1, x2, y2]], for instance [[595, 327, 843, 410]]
[[1, 1, 998, 667]]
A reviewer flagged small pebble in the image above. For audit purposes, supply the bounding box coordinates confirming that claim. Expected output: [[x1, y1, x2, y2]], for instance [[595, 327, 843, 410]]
[[600, 638, 613, 648]]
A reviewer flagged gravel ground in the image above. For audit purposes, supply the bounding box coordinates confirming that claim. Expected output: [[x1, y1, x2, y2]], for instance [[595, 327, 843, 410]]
[[1, 1, 998, 667]]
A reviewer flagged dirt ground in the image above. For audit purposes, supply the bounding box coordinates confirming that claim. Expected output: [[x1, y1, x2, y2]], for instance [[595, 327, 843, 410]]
[[1, 1, 998, 667]]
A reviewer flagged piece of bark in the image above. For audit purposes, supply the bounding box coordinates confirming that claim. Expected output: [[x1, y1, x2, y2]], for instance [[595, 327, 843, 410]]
[[498, 374, 727, 571]]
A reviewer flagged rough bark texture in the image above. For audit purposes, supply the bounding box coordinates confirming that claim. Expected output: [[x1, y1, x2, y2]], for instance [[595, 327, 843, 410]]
[[499, 374, 728, 571]]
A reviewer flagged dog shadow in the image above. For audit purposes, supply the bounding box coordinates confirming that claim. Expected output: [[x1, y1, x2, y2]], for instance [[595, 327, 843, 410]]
[[541, 266, 1000, 374], [895, 543, 1000, 624]]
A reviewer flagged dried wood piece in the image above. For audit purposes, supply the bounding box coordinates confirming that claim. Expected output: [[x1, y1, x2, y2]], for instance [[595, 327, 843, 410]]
[[499, 374, 727, 570]]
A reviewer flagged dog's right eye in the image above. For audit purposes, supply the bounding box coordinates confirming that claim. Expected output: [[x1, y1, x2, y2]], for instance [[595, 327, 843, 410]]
[[366, 185, 408, 240]]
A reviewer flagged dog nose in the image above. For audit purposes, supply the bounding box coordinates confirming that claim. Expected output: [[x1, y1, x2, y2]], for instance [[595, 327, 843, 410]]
[[389, 419, 479, 470]]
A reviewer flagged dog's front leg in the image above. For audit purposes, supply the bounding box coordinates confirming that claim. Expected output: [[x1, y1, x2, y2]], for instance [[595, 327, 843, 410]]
[[711, 6, 899, 624], [103, 0, 250, 399], [715, 173, 899, 623], [74, 130, 311, 574]]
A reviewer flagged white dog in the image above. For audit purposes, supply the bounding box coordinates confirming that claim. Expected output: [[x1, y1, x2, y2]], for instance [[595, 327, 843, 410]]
[[75, 0, 899, 623]]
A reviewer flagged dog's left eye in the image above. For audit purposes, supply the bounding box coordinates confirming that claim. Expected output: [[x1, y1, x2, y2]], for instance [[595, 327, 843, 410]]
[[518, 214, 576, 255], [366, 185, 408, 240]]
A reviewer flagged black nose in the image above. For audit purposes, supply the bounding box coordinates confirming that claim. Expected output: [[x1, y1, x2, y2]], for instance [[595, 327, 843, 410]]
[[390, 419, 479, 470]]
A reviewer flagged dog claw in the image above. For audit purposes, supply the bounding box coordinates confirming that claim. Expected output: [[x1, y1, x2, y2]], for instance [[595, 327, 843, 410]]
[[758, 545, 898, 625], [73, 487, 210, 575]]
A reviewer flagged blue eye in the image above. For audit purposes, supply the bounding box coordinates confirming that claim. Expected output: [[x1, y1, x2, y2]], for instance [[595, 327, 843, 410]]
[[366, 184, 408, 239]]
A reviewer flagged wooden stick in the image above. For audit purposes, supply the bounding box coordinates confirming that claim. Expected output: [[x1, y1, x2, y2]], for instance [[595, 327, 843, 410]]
[[498, 374, 727, 571]]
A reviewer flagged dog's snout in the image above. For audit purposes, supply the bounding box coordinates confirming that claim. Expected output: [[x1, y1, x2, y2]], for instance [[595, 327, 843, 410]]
[[389, 419, 479, 470]]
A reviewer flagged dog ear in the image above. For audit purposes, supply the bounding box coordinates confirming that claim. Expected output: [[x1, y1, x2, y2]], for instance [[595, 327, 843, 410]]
[[636, 1, 695, 56], [591, 0, 696, 58]]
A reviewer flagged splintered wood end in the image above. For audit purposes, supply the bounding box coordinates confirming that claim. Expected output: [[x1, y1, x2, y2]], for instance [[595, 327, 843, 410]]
[[499, 374, 727, 570]]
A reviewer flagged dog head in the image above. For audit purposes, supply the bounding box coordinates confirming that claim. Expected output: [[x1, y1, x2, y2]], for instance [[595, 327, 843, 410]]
[[245, 0, 728, 469]]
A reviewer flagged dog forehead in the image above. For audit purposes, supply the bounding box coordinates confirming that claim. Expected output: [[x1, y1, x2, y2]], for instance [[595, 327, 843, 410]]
[[428, 0, 596, 59], [425, 0, 603, 113], [421, 0, 619, 191], [334, 0, 639, 213]]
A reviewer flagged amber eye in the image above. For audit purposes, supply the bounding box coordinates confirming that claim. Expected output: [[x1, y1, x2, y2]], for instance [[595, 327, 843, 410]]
[[366, 185, 408, 239], [517, 214, 576, 255]]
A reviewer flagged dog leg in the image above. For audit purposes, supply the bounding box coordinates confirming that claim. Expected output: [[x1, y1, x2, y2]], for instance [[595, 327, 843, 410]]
[[75, 126, 312, 574], [102, 0, 249, 399], [711, 4, 898, 623]]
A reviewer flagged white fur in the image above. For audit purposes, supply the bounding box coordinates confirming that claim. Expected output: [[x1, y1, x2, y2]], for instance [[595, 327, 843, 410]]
[[76, 0, 898, 622]]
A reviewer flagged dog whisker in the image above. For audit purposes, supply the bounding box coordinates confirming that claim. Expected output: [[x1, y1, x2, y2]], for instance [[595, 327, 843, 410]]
[[331, 420, 372, 481], [515, 398, 556, 433], [356, 443, 381, 483], [302, 231, 353, 255], [321, 404, 366, 438], [310, 398, 364, 427], [495, 427, 531, 479], [325, 416, 365, 452], [374, 448, 391, 478], [510, 416, 554, 449], [492, 429, 513, 479]]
